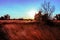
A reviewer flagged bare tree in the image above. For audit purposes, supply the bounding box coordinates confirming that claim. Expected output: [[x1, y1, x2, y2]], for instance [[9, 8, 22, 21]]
[[42, 1, 55, 19]]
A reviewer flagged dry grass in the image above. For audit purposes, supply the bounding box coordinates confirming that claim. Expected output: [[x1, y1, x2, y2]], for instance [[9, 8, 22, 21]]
[[0, 20, 60, 40]]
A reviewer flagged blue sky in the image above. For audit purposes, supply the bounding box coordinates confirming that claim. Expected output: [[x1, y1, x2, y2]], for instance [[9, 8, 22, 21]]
[[0, 0, 60, 19]]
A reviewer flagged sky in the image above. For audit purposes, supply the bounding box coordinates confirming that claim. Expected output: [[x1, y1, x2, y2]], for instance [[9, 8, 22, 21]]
[[0, 0, 60, 19]]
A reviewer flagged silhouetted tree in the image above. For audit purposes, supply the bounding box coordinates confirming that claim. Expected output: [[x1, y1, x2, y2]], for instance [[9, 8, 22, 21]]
[[34, 11, 42, 22], [4, 14, 10, 20], [42, 1, 55, 20], [55, 14, 60, 20], [0, 16, 4, 20], [0, 14, 10, 20]]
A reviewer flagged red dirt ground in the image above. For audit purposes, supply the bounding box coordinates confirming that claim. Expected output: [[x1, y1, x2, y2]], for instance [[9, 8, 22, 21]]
[[0, 20, 60, 40]]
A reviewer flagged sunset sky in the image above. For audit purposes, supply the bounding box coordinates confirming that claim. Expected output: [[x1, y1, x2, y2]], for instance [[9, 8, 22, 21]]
[[0, 0, 60, 19]]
